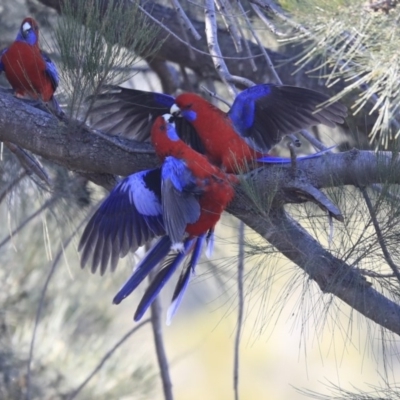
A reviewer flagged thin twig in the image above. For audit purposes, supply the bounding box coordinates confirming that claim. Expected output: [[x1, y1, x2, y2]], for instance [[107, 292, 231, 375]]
[[357, 268, 395, 279], [67, 319, 151, 400], [250, 3, 288, 37], [248, 2, 327, 150], [0, 170, 27, 204], [201, 85, 232, 107], [169, 0, 202, 40], [26, 221, 86, 400], [215, 0, 242, 53], [361, 187, 400, 282], [234, 221, 245, 400], [0, 196, 58, 250], [232, 2, 257, 72], [170, 0, 197, 61], [5, 142, 52, 187], [149, 270, 174, 400], [138, 4, 266, 61]]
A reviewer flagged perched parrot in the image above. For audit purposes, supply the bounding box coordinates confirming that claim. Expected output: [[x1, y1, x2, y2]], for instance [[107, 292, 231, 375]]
[[79, 114, 236, 322], [0, 17, 61, 113], [89, 85, 347, 172]]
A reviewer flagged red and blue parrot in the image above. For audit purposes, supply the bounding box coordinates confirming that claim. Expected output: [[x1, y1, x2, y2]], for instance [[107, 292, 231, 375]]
[[0, 17, 61, 113], [79, 114, 236, 322], [90, 85, 347, 172]]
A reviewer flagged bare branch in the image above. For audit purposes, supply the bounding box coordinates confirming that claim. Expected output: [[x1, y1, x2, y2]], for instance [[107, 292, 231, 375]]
[[169, 0, 202, 41], [204, 0, 239, 95], [149, 271, 174, 400], [215, 0, 242, 53]]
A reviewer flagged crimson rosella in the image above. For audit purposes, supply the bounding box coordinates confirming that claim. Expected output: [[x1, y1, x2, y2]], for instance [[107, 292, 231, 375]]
[[79, 114, 236, 322], [0, 17, 61, 113], [90, 85, 347, 172]]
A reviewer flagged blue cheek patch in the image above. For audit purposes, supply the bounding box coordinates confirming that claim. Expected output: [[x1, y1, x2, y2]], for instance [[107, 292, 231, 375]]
[[182, 109, 197, 122], [166, 125, 180, 141]]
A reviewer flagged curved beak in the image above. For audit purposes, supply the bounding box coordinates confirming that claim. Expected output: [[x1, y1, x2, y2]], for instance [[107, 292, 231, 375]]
[[170, 103, 182, 117]]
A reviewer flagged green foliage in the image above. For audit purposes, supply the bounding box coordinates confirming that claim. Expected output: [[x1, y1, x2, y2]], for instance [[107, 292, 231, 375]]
[[280, 0, 400, 149], [53, 0, 161, 118]]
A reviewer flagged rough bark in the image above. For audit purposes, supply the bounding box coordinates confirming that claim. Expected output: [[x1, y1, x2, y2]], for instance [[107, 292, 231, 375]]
[[1, 90, 400, 335]]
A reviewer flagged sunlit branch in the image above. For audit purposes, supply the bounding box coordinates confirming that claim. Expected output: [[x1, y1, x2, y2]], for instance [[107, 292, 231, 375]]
[[204, 0, 238, 95]]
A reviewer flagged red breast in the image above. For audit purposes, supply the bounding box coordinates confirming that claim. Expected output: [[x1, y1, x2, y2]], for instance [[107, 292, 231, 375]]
[[2, 42, 54, 101], [175, 93, 262, 172]]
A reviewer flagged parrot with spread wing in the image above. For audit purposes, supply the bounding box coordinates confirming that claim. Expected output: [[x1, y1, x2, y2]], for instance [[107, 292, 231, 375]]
[[0, 17, 61, 113], [89, 85, 346, 172], [79, 114, 236, 322]]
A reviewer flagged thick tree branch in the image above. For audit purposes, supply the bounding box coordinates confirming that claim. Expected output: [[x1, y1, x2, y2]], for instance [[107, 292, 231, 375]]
[[2, 90, 400, 335], [229, 205, 400, 335], [0, 90, 158, 178]]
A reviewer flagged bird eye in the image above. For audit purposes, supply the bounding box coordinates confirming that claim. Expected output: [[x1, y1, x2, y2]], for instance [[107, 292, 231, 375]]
[[184, 103, 193, 109]]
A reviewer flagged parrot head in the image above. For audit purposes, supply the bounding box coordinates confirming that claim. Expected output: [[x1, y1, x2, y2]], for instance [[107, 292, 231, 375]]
[[17, 17, 39, 46]]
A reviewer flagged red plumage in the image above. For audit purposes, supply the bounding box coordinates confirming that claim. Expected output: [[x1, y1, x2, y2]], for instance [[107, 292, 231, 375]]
[[151, 115, 237, 237], [1, 17, 55, 102], [175, 93, 262, 172]]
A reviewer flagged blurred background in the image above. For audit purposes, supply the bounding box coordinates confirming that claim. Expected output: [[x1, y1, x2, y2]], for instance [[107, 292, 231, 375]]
[[0, 0, 399, 399]]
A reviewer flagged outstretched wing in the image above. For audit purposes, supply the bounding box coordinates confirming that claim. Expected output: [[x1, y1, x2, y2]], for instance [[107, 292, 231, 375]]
[[161, 156, 202, 246], [78, 168, 165, 275], [88, 86, 206, 153], [228, 84, 347, 152]]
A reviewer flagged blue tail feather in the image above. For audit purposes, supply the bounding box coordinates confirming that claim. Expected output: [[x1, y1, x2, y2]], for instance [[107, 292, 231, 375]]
[[166, 234, 206, 324], [134, 238, 194, 321], [257, 145, 336, 163], [113, 236, 172, 305]]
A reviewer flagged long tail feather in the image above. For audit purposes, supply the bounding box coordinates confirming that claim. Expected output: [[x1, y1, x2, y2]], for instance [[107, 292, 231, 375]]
[[257, 145, 336, 163], [113, 236, 172, 305], [134, 239, 194, 321], [166, 235, 206, 325]]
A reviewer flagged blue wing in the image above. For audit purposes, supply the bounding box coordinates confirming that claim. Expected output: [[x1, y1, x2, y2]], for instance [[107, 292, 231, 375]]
[[113, 233, 207, 323], [112, 236, 173, 306], [228, 84, 347, 153], [88, 86, 206, 153], [133, 237, 194, 321], [166, 234, 206, 324], [0, 48, 8, 73], [79, 168, 165, 275], [161, 156, 202, 246], [41, 51, 59, 91]]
